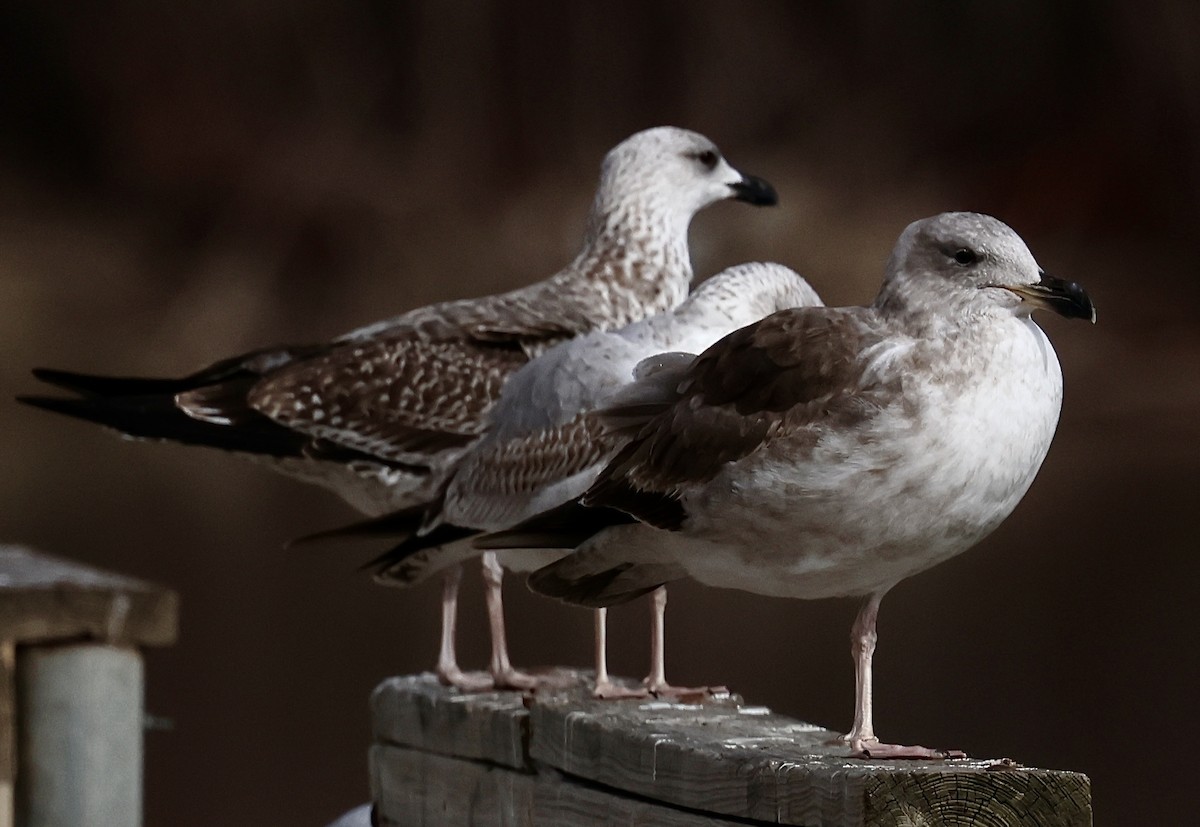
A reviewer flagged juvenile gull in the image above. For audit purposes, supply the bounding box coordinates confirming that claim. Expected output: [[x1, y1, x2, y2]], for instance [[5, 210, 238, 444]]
[[19, 126, 778, 690], [482, 212, 1096, 755], [340, 263, 822, 697]]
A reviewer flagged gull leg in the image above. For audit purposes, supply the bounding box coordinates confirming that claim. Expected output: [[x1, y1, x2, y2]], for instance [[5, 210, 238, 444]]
[[844, 589, 965, 759], [481, 552, 539, 690], [435, 565, 493, 692], [595, 608, 609, 686], [643, 587, 726, 700], [845, 591, 881, 747], [592, 607, 648, 699]]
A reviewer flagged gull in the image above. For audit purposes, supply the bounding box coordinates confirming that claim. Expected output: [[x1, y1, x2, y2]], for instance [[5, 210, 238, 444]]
[[18, 126, 778, 690], [340, 262, 822, 697], [481, 212, 1096, 755]]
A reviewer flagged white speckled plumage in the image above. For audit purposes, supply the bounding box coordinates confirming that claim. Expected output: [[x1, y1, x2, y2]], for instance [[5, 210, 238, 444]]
[[27, 127, 777, 518], [363, 261, 822, 582], [437, 262, 823, 537], [23, 126, 780, 691], [218, 126, 777, 513], [363, 262, 821, 697]]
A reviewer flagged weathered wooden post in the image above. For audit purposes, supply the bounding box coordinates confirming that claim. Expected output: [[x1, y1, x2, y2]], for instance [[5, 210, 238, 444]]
[[370, 673, 1093, 826], [0, 546, 177, 827]]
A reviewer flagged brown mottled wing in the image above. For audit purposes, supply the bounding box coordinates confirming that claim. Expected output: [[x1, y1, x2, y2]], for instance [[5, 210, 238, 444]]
[[446, 414, 616, 528], [341, 281, 591, 347], [245, 338, 529, 462], [467, 311, 586, 345], [462, 292, 596, 349], [584, 307, 887, 527], [240, 282, 610, 464]]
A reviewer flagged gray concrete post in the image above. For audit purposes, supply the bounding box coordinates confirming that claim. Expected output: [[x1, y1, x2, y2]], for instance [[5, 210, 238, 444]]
[[16, 645, 143, 827]]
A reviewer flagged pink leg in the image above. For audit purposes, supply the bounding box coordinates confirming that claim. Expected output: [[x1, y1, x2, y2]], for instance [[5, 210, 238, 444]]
[[435, 565, 492, 692], [844, 590, 965, 759], [645, 586, 669, 691], [593, 607, 647, 699], [595, 608, 609, 685], [643, 587, 725, 700], [481, 553, 539, 690]]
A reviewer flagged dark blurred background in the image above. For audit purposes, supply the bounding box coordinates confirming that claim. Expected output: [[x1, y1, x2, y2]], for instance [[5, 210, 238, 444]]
[[2, 1, 1197, 824]]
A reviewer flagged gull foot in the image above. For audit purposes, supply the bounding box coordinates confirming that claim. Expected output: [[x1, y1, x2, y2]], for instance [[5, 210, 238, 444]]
[[436, 666, 495, 693], [848, 737, 967, 760], [496, 667, 582, 693], [593, 678, 652, 700], [491, 667, 543, 692], [647, 683, 731, 703]]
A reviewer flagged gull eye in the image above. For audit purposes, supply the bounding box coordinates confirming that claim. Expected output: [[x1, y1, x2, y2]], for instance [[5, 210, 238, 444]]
[[691, 149, 719, 170], [953, 248, 978, 265]]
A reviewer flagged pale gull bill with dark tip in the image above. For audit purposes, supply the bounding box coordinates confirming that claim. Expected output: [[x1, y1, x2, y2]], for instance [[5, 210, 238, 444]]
[[18, 126, 780, 692], [482, 211, 1096, 756], [321, 262, 822, 698]]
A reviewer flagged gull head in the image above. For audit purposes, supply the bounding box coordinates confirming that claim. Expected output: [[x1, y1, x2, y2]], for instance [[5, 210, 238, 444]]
[[593, 127, 778, 221], [879, 212, 1096, 324]]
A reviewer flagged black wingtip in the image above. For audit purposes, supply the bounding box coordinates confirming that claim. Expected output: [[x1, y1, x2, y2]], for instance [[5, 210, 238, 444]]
[[16, 394, 175, 440], [30, 367, 152, 398], [16, 394, 93, 417], [526, 561, 664, 608], [30, 367, 85, 387], [286, 507, 427, 550], [473, 529, 571, 551], [360, 522, 481, 575], [29, 363, 252, 398], [18, 388, 317, 459], [474, 499, 633, 551]]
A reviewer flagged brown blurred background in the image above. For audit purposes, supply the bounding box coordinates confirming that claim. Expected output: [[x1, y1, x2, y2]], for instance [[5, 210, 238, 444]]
[[1, 1, 1197, 824]]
